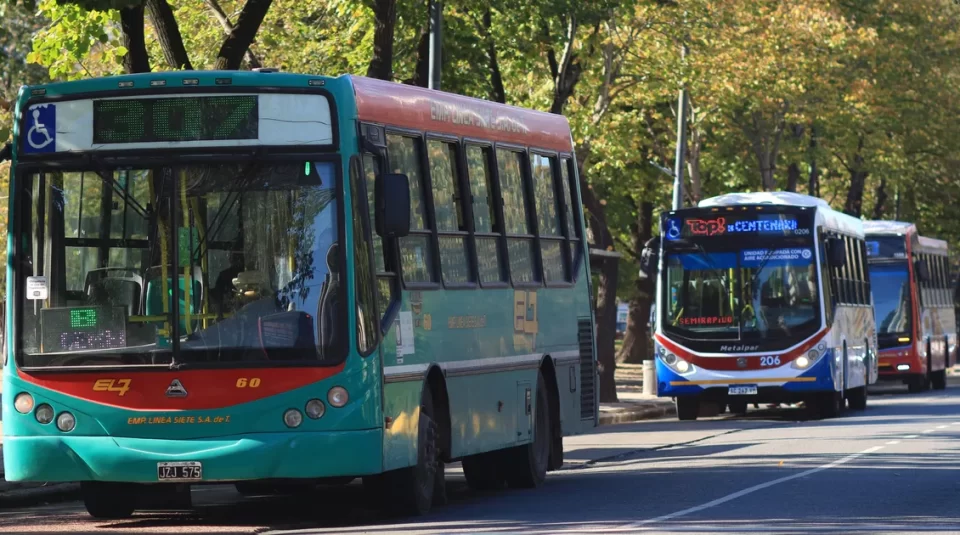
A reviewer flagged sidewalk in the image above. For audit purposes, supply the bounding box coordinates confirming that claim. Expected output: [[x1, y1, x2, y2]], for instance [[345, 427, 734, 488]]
[[599, 363, 675, 426]]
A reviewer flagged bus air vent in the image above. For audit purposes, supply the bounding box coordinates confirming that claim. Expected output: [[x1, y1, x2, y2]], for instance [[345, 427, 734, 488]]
[[577, 318, 596, 419]]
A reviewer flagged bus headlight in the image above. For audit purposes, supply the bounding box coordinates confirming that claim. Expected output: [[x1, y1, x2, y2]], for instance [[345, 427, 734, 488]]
[[14, 393, 34, 414], [56, 412, 76, 432], [305, 399, 325, 419], [676, 360, 690, 373], [327, 387, 349, 408], [35, 404, 54, 424], [283, 408, 303, 428], [793, 349, 819, 370], [661, 353, 692, 374]]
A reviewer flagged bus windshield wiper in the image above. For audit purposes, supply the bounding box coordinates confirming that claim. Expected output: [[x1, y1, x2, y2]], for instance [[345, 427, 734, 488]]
[[748, 247, 779, 289]]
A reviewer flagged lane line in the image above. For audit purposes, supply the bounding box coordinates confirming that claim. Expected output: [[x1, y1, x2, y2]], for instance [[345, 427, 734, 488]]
[[886, 440, 900, 445], [922, 429, 935, 434], [905, 434, 919, 438], [937, 425, 948, 429], [616, 446, 884, 530]]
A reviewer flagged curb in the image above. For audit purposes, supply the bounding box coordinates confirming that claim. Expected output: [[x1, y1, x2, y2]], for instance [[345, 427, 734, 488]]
[[599, 402, 676, 425], [0, 482, 80, 509]]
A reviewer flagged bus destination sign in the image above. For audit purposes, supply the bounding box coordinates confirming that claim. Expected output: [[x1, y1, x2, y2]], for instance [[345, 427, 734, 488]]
[[93, 95, 258, 144], [665, 213, 806, 241]]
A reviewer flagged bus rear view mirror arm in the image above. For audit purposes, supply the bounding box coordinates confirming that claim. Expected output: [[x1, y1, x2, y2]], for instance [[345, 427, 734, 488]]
[[375, 173, 411, 239], [827, 237, 846, 268]]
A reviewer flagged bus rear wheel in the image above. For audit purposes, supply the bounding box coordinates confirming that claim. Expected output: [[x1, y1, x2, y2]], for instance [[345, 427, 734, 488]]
[[504, 372, 551, 489], [81, 481, 136, 519], [676, 397, 699, 420], [462, 451, 506, 491]]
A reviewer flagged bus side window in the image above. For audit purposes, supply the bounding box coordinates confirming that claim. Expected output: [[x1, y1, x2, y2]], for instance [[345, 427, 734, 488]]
[[387, 134, 437, 285], [426, 139, 472, 285], [560, 157, 583, 277], [465, 145, 507, 284], [362, 153, 400, 330], [530, 153, 567, 283], [496, 148, 538, 285]]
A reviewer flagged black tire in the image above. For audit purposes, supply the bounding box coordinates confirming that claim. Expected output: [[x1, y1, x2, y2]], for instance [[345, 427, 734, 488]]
[[907, 374, 926, 393], [728, 400, 748, 415], [380, 385, 440, 516], [676, 397, 699, 421], [81, 482, 136, 519], [817, 391, 842, 419], [505, 372, 551, 489], [932, 369, 947, 390], [462, 451, 506, 491]]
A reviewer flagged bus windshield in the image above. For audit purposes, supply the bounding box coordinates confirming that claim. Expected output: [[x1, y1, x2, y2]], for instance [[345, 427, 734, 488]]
[[663, 246, 820, 342], [18, 160, 343, 368], [869, 262, 913, 338]]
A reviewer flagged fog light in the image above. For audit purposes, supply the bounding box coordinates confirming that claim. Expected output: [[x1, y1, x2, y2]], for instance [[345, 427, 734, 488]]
[[305, 399, 325, 419], [35, 404, 54, 424], [14, 393, 34, 414], [663, 353, 677, 365], [283, 408, 303, 428], [56, 412, 76, 432], [897, 364, 910, 371], [328, 386, 348, 408]]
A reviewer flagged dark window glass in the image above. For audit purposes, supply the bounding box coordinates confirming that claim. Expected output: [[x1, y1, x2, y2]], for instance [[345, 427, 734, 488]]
[[428, 140, 471, 284], [350, 158, 378, 354], [388, 134, 436, 283], [466, 145, 505, 284], [497, 149, 536, 283]]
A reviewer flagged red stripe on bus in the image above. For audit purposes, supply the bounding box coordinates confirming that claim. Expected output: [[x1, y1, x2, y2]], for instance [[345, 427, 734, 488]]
[[15, 365, 345, 411], [351, 75, 575, 153], [654, 330, 829, 371]]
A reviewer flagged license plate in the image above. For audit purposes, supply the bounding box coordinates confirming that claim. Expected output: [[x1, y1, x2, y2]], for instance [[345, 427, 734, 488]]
[[728, 385, 758, 396], [157, 461, 202, 481]]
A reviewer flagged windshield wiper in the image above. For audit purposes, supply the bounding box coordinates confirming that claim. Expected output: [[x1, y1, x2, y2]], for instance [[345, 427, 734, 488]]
[[748, 247, 779, 289]]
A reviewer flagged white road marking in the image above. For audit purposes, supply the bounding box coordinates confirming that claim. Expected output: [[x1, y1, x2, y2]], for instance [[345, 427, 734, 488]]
[[937, 425, 948, 429], [922, 429, 935, 434], [603, 446, 885, 531], [905, 434, 919, 438], [886, 440, 900, 445]]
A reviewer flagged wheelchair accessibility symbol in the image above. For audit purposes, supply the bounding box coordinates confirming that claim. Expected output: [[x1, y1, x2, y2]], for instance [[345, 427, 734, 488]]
[[665, 218, 682, 241], [24, 104, 56, 154]]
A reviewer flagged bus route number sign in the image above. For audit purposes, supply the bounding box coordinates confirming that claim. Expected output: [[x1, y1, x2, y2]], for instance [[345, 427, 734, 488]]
[[93, 95, 258, 144]]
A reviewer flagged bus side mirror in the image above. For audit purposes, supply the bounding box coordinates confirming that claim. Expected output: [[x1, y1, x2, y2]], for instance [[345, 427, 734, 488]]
[[638, 245, 659, 282], [914, 259, 929, 282], [375, 173, 411, 239], [827, 237, 846, 268]]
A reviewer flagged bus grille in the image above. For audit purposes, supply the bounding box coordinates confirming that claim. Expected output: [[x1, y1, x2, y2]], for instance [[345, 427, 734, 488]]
[[578, 318, 596, 419]]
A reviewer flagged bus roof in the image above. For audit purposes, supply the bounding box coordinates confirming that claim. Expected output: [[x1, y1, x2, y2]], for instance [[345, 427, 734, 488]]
[[697, 191, 863, 237], [349, 75, 574, 153], [862, 220, 917, 236], [917, 235, 949, 254]]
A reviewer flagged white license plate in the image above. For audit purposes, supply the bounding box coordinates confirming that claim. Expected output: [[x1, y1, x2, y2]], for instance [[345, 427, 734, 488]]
[[157, 461, 202, 481], [728, 385, 758, 396]]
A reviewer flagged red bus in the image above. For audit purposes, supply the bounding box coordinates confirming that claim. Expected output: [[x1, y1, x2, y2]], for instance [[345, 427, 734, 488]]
[[864, 221, 957, 392]]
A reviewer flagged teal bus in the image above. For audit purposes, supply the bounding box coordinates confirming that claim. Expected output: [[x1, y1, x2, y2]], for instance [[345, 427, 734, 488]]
[[0, 70, 597, 518]]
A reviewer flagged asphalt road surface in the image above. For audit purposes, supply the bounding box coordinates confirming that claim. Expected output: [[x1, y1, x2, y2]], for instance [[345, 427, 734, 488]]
[[3, 382, 960, 534]]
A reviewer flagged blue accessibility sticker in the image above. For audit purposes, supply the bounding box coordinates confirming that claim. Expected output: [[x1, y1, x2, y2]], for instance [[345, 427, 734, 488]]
[[23, 103, 56, 154]]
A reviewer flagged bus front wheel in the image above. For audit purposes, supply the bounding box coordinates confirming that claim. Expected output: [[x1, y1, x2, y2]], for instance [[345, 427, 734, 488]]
[[676, 397, 699, 420], [931, 369, 947, 390], [81, 481, 136, 519]]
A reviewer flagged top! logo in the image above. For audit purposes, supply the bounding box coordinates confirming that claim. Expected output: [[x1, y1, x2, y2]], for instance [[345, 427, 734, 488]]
[[686, 217, 726, 236]]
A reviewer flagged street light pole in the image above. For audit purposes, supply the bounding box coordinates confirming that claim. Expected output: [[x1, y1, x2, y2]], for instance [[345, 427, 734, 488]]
[[428, 0, 442, 90], [643, 43, 689, 397]]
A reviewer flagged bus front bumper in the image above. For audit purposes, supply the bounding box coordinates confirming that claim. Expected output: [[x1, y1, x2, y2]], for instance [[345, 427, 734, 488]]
[[1, 428, 383, 483], [655, 353, 835, 399]]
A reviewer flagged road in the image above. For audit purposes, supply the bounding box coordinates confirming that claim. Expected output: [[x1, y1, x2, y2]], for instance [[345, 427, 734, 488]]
[[3, 383, 960, 534]]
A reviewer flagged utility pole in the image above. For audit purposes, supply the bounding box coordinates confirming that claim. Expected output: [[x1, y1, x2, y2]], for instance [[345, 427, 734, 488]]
[[428, 0, 442, 90], [643, 43, 689, 397], [895, 187, 901, 220]]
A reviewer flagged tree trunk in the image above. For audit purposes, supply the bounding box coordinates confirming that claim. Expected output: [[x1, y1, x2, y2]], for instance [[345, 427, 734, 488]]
[[617, 199, 654, 365], [213, 0, 273, 70], [120, 5, 151, 74], [206, 0, 262, 68], [872, 177, 888, 219], [484, 9, 506, 103], [786, 163, 800, 192], [843, 135, 868, 217], [546, 17, 583, 114], [408, 27, 430, 87], [146, 0, 193, 70], [808, 128, 820, 197], [686, 124, 703, 204], [366, 0, 397, 81]]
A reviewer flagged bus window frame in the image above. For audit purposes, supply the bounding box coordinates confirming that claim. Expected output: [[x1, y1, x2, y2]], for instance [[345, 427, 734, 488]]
[[384, 126, 442, 292], [11, 152, 351, 371], [559, 154, 585, 282], [424, 132, 477, 290], [349, 154, 380, 357], [493, 141, 543, 290], [462, 138, 510, 290], [529, 148, 574, 289]]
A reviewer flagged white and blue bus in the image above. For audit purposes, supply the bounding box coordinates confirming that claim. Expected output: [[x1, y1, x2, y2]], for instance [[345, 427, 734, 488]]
[[641, 192, 878, 420]]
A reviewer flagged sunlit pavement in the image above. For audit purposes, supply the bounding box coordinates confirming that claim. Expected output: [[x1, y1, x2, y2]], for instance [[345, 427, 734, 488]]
[[3, 381, 960, 534]]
